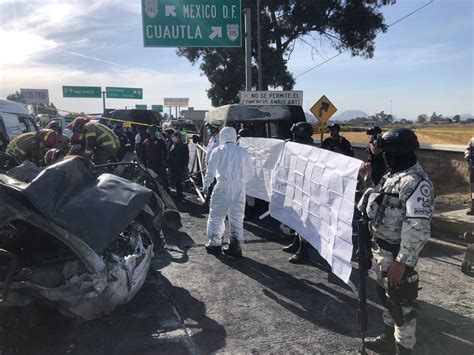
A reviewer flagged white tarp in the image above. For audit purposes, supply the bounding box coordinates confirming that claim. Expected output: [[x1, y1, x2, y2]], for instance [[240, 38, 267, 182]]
[[269, 142, 363, 283], [239, 138, 285, 202]]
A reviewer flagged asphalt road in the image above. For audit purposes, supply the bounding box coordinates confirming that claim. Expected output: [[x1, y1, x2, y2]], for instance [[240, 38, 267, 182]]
[[1, 192, 473, 354]]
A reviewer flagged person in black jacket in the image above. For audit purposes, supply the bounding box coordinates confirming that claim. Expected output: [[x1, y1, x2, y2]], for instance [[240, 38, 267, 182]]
[[366, 126, 387, 186], [321, 123, 354, 157], [168, 132, 189, 199], [143, 125, 169, 191], [282, 122, 315, 263], [113, 124, 134, 161]]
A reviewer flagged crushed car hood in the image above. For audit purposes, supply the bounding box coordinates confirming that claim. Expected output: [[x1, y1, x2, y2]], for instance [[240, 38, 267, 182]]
[[0, 157, 153, 253]]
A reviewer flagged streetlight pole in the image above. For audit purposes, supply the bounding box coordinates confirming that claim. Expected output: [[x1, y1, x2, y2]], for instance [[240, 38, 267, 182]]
[[244, 8, 252, 91], [256, 0, 263, 90]]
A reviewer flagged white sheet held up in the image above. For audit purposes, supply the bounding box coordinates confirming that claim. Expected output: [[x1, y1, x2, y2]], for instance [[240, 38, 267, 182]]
[[239, 138, 285, 202], [269, 142, 363, 283]]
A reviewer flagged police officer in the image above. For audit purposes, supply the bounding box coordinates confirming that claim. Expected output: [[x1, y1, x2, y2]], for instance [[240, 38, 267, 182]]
[[358, 128, 434, 354], [321, 123, 354, 157], [143, 125, 169, 191], [6, 129, 58, 166], [365, 126, 386, 186], [282, 122, 314, 263], [71, 118, 119, 164]]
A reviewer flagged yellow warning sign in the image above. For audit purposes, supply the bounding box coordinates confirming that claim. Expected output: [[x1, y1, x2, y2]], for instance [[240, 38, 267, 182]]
[[314, 124, 328, 135], [310, 95, 337, 123]]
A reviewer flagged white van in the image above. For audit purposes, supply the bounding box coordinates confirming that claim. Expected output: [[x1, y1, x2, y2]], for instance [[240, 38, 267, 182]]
[[0, 99, 38, 143]]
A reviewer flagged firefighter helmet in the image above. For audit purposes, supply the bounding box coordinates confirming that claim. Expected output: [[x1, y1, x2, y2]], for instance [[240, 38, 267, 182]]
[[44, 148, 65, 166], [72, 117, 89, 133], [37, 129, 58, 148]]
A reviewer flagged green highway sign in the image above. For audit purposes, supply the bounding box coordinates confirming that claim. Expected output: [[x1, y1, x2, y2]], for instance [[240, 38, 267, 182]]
[[152, 105, 163, 112], [63, 86, 101, 98], [136, 104, 148, 109], [142, 0, 242, 47], [106, 87, 143, 99]]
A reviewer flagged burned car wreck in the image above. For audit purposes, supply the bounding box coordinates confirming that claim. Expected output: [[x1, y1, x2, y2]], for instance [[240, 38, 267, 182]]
[[0, 157, 164, 320]]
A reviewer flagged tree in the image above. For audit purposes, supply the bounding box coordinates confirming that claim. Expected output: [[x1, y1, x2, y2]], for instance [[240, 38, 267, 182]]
[[373, 110, 394, 124], [178, 0, 396, 107], [430, 112, 443, 123], [417, 114, 428, 124], [6, 91, 26, 104], [36, 103, 58, 115], [452, 114, 461, 123]]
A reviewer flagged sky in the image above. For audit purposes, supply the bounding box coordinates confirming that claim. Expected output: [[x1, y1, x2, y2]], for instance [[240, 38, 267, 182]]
[[0, 0, 472, 120]]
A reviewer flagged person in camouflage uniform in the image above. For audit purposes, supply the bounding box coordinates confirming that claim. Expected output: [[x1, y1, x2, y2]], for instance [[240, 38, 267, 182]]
[[358, 128, 434, 355]]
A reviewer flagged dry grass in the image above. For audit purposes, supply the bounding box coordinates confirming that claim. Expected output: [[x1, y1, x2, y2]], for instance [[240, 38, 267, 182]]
[[313, 123, 474, 145]]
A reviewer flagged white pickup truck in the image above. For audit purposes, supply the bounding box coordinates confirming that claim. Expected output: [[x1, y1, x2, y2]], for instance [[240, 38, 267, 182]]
[[0, 99, 38, 144]]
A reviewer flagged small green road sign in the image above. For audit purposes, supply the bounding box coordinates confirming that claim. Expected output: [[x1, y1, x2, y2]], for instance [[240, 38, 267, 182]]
[[142, 0, 242, 47], [106, 87, 143, 99], [63, 86, 102, 98], [136, 104, 148, 109], [151, 105, 163, 112]]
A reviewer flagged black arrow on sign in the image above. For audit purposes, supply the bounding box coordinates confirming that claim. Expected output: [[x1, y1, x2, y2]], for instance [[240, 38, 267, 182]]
[[319, 102, 330, 117]]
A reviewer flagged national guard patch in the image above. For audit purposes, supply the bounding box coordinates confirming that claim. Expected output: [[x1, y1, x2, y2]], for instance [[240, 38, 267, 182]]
[[406, 181, 433, 219]]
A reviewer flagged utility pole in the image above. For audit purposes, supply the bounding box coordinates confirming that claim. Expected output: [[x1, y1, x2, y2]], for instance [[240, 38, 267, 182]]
[[390, 99, 393, 116], [256, 0, 263, 90], [244, 8, 252, 91]]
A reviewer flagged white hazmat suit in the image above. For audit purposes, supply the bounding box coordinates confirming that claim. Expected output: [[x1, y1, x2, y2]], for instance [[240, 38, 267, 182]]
[[204, 127, 254, 249]]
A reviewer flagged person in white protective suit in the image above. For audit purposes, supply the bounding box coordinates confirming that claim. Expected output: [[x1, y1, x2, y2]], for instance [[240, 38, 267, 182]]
[[203, 127, 254, 257]]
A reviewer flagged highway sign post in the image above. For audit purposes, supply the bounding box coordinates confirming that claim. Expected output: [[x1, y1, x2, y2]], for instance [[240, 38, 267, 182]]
[[310, 95, 337, 145], [152, 105, 164, 112], [63, 86, 102, 98], [142, 0, 242, 47], [239, 91, 303, 106], [20, 89, 49, 105], [106, 87, 143, 99]]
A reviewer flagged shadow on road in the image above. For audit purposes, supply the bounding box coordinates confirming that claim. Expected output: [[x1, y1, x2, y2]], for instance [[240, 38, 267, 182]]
[[155, 272, 227, 353], [218, 255, 379, 337]]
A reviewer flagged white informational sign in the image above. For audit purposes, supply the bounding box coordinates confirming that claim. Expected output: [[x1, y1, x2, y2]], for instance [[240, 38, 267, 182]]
[[239, 91, 303, 106], [239, 137, 285, 202], [164, 98, 189, 107], [20, 89, 49, 105], [269, 142, 363, 283]]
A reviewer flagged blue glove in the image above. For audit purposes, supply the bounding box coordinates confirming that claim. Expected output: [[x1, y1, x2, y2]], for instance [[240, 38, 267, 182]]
[[202, 186, 209, 196]]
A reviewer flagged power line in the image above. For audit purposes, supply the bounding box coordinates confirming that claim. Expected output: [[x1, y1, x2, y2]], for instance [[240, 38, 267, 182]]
[[294, 0, 434, 79]]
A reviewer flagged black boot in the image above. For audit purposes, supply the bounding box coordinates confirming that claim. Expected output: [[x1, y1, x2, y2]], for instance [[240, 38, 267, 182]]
[[365, 325, 396, 354], [223, 242, 242, 258], [289, 240, 309, 264], [282, 235, 300, 253], [205, 244, 222, 255], [396, 343, 412, 355]]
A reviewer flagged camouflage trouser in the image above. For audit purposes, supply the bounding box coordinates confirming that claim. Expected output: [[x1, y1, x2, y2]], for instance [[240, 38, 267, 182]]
[[372, 243, 417, 350]]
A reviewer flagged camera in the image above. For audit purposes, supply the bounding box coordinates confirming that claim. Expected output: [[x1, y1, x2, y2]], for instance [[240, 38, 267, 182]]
[[366, 126, 382, 137]]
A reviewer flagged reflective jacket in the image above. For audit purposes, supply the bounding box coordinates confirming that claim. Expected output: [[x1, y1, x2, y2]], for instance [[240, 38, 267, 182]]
[[6, 132, 43, 164], [83, 122, 119, 158]]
